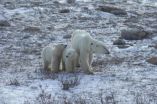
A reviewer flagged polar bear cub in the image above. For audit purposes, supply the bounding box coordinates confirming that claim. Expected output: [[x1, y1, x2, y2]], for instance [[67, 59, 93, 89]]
[[62, 47, 78, 73], [71, 30, 110, 74], [41, 43, 67, 73]]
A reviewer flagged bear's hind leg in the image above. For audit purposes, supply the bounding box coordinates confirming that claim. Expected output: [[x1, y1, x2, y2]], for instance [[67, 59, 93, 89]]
[[65, 61, 73, 73]]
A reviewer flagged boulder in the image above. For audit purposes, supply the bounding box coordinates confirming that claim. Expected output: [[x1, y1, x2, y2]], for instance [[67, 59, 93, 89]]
[[120, 29, 151, 40], [59, 9, 70, 13], [0, 15, 10, 27], [63, 35, 71, 39], [113, 39, 126, 45], [146, 57, 157, 65], [96, 5, 127, 16], [66, 0, 75, 4], [23, 26, 41, 33]]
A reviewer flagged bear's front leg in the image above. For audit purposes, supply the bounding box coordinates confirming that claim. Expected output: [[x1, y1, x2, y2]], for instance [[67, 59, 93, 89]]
[[62, 60, 66, 71], [43, 61, 48, 70], [51, 57, 60, 73], [65, 61, 73, 73], [80, 53, 93, 74]]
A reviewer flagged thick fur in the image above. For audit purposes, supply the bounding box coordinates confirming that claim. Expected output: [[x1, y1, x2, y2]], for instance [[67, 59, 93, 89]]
[[71, 30, 109, 74], [62, 47, 78, 73], [41, 44, 66, 73]]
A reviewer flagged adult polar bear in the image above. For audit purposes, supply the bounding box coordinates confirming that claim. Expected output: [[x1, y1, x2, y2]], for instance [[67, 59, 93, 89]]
[[71, 30, 110, 74]]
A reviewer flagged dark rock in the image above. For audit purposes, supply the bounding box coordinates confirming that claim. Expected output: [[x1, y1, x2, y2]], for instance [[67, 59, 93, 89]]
[[0, 15, 10, 27], [47, 26, 54, 31], [50, 36, 56, 41], [120, 29, 151, 40], [149, 44, 157, 49], [22, 35, 31, 39], [63, 35, 71, 39], [92, 60, 104, 66], [117, 45, 130, 49], [67, 0, 75, 4], [96, 5, 127, 16], [31, 1, 42, 6], [0, 20, 10, 27], [124, 16, 138, 23], [22, 47, 40, 55], [113, 39, 126, 45], [147, 57, 157, 65], [23, 26, 41, 33], [111, 9, 127, 16], [59, 9, 70, 13], [4, 1, 15, 9], [53, 1, 60, 4]]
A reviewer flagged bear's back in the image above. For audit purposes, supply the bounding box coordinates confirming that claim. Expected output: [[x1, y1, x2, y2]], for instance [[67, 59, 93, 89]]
[[42, 45, 54, 63]]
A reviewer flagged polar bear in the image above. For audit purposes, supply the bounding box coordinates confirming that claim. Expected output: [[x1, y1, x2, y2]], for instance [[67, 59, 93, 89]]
[[62, 47, 78, 73], [41, 43, 67, 73], [71, 30, 110, 74]]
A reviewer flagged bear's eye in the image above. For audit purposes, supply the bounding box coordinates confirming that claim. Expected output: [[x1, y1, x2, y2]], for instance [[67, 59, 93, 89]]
[[91, 43, 93, 45], [66, 56, 68, 58]]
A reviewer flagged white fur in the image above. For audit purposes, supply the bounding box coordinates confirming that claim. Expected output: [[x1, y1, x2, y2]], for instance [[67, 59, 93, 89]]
[[62, 47, 78, 73], [71, 30, 109, 74], [41, 44, 66, 73]]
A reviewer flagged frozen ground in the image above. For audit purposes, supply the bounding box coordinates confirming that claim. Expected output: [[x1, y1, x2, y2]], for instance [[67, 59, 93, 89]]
[[0, 0, 157, 104]]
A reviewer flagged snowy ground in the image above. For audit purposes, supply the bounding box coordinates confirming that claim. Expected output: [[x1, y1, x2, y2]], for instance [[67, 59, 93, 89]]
[[0, 0, 157, 104]]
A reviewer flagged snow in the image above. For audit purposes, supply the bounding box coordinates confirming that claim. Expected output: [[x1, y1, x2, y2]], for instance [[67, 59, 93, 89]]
[[0, 0, 157, 104]]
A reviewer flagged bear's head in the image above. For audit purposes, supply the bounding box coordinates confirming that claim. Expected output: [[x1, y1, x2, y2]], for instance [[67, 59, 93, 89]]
[[54, 44, 67, 56], [90, 39, 110, 54], [55, 44, 67, 50], [65, 49, 77, 59]]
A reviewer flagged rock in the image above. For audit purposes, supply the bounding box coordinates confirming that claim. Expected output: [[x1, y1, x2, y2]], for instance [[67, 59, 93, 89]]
[[146, 57, 157, 65], [50, 36, 56, 41], [23, 26, 41, 33], [0, 20, 10, 27], [67, 0, 75, 4], [113, 39, 126, 45], [31, 1, 42, 6], [59, 9, 70, 13], [120, 29, 151, 40], [124, 16, 138, 23], [63, 35, 71, 39], [96, 5, 127, 16], [113, 39, 129, 48], [4, 1, 15, 9], [149, 44, 157, 49], [0, 15, 10, 27], [117, 45, 130, 49]]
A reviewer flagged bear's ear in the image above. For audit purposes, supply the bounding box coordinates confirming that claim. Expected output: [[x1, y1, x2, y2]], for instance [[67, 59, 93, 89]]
[[90, 43, 93, 45]]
